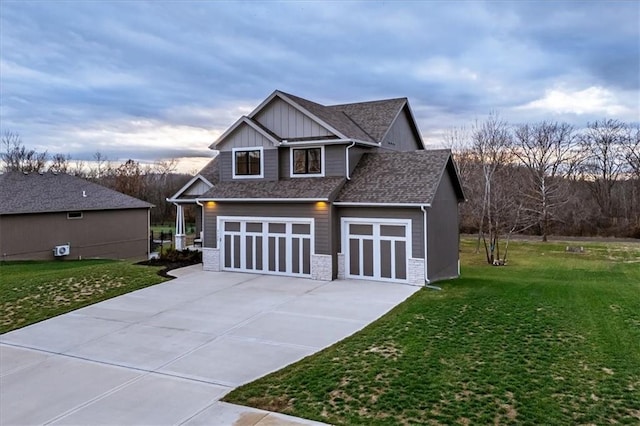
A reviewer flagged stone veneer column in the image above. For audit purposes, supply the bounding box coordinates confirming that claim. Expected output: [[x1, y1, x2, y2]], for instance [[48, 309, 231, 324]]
[[311, 254, 332, 281], [202, 247, 220, 272], [407, 258, 426, 286], [337, 253, 345, 279]]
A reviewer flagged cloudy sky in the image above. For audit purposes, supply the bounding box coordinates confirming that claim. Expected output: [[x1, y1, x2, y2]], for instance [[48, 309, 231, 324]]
[[1, 0, 639, 172]]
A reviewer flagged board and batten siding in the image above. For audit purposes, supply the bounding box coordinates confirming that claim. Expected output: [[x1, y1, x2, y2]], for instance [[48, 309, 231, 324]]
[[336, 207, 424, 259], [427, 167, 461, 281], [183, 179, 212, 196], [203, 202, 332, 255], [216, 123, 274, 150], [218, 149, 278, 181], [382, 107, 422, 151], [255, 98, 334, 139]]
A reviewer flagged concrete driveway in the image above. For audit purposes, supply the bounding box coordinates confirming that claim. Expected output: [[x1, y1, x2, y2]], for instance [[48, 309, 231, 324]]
[[1, 266, 419, 425]]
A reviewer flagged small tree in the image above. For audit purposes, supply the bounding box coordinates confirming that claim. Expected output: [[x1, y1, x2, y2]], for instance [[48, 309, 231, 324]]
[[1, 131, 48, 173]]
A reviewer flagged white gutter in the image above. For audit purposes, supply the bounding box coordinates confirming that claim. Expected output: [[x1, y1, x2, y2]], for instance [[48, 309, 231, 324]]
[[279, 139, 380, 148], [196, 198, 328, 202], [334, 202, 432, 208], [345, 141, 356, 180], [421, 205, 439, 289]]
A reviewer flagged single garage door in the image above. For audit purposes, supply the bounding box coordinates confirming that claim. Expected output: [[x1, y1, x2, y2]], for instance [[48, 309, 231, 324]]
[[342, 218, 411, 283], [219, 216, 313, 277]]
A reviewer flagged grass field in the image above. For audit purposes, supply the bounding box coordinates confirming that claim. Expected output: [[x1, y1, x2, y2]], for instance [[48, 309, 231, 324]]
[[224, 239, 640, 425], [0, 260, 168, 333]]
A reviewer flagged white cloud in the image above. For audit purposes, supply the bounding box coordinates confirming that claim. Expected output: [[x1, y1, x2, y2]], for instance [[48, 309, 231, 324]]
[[517, 86, 632, 116]]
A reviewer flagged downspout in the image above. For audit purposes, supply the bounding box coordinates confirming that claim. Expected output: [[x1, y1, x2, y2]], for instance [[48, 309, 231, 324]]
[[421, 205, 441, 290], [345, 141, 356, 180]]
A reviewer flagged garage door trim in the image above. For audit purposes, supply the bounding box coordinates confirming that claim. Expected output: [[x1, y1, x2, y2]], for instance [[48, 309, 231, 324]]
[[341, 217, 412, 283], [218, 216, 314, 277]]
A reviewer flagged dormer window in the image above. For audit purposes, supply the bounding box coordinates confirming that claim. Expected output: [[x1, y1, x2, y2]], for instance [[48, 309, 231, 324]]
[[233, 147, 264, 179], [291, 147, 324, 177]]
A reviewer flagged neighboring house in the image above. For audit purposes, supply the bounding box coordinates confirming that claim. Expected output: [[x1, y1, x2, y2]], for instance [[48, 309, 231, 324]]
[[0, 172, 153, 261], [168, 90, 465, 285]]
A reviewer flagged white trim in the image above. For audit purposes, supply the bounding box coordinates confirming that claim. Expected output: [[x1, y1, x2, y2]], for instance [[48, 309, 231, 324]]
[[341, 217, 412, 284], [217, 216, 314, 277], [197, 198, 328, 202], [210, 116, 280, 148], [421, 205, 429, 284], [280, 139, 380, 148], [290, 145, 325, 178], [167, 174, 214, 201], [232, 146, 264, 179], [334, 202, 431, 208]]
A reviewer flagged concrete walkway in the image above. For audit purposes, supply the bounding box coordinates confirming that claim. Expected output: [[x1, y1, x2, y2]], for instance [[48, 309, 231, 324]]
[[1, 266, 419, 425]]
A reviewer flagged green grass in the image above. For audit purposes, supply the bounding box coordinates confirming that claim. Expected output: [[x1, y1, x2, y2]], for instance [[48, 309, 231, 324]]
[[224, 239, 640, 425], [0, 260, 168, 333]]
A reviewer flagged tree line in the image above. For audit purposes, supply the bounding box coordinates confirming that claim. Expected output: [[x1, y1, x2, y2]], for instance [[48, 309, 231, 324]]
[[1, 131, 193, 224], [447, 117, 640, 264]]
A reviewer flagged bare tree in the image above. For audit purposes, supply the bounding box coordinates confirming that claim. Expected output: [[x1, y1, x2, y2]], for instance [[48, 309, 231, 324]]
[[48, 153, 71, 174], [579, 119, 628, 221], [512, 122, 582, 241], [1, 131, 48, 173], [471, 113, 512, 263]]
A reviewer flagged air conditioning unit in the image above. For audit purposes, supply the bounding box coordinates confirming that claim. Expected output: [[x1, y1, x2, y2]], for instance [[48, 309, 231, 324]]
[[54, 244, 70, 257]]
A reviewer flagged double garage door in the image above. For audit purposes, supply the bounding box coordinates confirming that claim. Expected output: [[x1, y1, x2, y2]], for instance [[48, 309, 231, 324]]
[[219, 216, 313, 277], [342, 218, 411, 283]]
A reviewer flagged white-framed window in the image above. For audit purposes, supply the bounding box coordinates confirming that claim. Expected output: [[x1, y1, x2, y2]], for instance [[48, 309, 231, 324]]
[[67, 211, 83, 219], [290, 146, 324, 177], [232, 147, 264, 179]]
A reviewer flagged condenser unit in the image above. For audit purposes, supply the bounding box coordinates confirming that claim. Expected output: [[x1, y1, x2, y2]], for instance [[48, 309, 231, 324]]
[[53, 244, 70, 257]]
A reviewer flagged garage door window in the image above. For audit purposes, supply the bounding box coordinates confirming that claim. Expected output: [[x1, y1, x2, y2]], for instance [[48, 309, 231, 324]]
[[219, 217, 314, 277], [343, 218, 411, 283]]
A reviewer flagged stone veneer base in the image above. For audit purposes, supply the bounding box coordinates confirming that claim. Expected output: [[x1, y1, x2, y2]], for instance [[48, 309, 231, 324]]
[[202, 247, 220, 272]]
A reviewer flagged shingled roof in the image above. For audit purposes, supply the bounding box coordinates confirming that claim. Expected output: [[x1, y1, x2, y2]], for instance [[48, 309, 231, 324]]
[[335, 149, 465, 205], [329, 98, 408, 143], [0, 172, 152, 215], [197, 157, 219, 185], [200, 176, 345, 201]]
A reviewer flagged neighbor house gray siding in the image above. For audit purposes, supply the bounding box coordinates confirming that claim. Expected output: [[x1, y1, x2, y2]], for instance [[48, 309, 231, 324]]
[[218, 149, 278, 181], [203, 202, 332, 255], [427, 168, 460, 281], [216, 123, 274, 150], [0, 209, 149, 261], [336, 207, 424, 258], [255, 97, 334, 139], [382, 107, 422, 151]]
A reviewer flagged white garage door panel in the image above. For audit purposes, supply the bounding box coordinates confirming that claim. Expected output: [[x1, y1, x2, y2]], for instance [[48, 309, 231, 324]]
[[219, 216, 313, 277], [342, 218, 411, 283]]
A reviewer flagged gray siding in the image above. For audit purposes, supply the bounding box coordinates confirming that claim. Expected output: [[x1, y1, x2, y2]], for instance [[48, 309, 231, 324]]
[[427, 167, 461, 281], [203, 202, 331, 255], [325, 145, 346, 176], [382, 107, 422, 151], [217, 123, 274, 150], [277, 145, 347, 178], [255, 98, 334, 139], [218, 149, 278, 182], [336, 207, 424, 258], [348, 146, 372, 175], [0, 209, 149, 261]]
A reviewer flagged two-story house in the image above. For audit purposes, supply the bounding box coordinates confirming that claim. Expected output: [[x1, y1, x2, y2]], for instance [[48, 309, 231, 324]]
[[167, 90, 465, 285]]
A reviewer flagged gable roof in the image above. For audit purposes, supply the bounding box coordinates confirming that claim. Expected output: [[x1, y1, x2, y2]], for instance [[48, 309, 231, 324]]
[[212, 90, 421, 148], [167, 157, 219, 201], [198, 176, 345, 201], [335, 149, 465, 205], [0, 172, 153, 215]]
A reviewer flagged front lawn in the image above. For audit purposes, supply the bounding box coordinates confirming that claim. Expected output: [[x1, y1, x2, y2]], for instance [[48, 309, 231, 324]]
[[0, 260, 168, 333], [224, 239, 640, 425]]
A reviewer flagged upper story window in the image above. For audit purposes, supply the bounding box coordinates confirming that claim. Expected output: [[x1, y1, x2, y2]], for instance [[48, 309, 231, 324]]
[[233, 147, 263, 179], [67, 211, 83, 219], [291, 147, 324, 177]]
